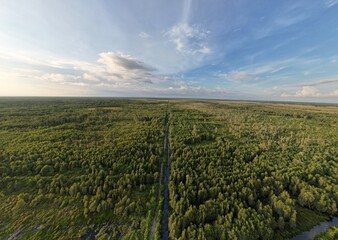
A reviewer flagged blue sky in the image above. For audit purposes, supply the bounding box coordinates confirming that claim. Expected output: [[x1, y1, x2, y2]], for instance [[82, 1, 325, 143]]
[[0, 0, 337, 102]]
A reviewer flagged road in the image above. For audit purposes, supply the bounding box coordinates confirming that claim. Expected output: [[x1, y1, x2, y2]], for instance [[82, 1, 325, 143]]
[[161, 113, 170, 240]]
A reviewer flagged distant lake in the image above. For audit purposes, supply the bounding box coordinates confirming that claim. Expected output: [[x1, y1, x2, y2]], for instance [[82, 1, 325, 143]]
[[289, 217, 338, 240]]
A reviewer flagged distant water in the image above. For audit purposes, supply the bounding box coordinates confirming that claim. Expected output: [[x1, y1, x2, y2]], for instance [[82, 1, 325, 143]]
[[289, 217, 338, 240]]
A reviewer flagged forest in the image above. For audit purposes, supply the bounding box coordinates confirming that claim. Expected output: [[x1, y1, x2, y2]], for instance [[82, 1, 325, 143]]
[[0, 98, 337, 239], [167, 100, 337, 240]]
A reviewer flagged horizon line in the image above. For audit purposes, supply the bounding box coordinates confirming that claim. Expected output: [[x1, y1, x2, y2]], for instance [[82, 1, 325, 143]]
[[0, 96, 337, 105]]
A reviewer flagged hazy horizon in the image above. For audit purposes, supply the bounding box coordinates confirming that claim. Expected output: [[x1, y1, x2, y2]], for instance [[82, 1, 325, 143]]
[[1, 0, 338, 103]]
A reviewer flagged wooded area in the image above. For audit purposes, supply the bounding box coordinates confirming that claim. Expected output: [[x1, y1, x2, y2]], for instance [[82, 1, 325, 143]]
[[0, 98, 167, 239], [0, 98, 337, 239], [168, 100, 337, 239]]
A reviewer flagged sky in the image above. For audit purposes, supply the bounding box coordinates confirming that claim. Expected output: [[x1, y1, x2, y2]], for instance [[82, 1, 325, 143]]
[[0, 0, 338, 102]]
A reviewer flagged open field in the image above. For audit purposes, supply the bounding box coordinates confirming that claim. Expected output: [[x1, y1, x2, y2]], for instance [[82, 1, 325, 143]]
[[0, 98, 337, 239]]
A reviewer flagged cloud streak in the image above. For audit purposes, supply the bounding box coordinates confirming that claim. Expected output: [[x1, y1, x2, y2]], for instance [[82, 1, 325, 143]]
[[324, 0, 338, 7], [182, 0, 192, 23], [219, 58, 294, 82], [296, 78, 338, 87]]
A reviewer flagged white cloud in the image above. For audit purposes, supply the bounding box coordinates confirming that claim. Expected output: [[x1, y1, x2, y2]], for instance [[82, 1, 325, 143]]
[[38, 73, 80, 83], [70, 82, 89, 86], [91, 52, 169, 85], [329, 90, 338, 96], [280, 93, 290, 97], [2, 48, 207, 96], [139, 32, 149, 38], [142, 84, 228, 97], [166, 23, 211, 55], [280, 85, 338, 98], [198, 46, 212, 54], [83, 73, 99, 82], [295, 86, 321, 97], [3, 50, 168, 91], [276, 75, 338, 99], [36, 73, 89, 87], [2, 49, 335, 100]]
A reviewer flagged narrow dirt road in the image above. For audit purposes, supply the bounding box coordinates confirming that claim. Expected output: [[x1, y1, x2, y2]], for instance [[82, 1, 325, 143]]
[[161, 113, 170, 240]]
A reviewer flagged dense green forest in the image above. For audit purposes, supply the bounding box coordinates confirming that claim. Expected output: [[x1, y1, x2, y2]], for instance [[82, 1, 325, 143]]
[[0, 98, 337, 239], [167, 101, 337, 239], [0, 98, 167, 239]]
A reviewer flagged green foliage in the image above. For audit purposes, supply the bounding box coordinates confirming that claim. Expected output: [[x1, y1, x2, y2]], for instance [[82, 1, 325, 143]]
[[0, 98, 337, 239], [315, 225, 338, 240], [167, 101, 338, 240], [0, 98, 166, 239]]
